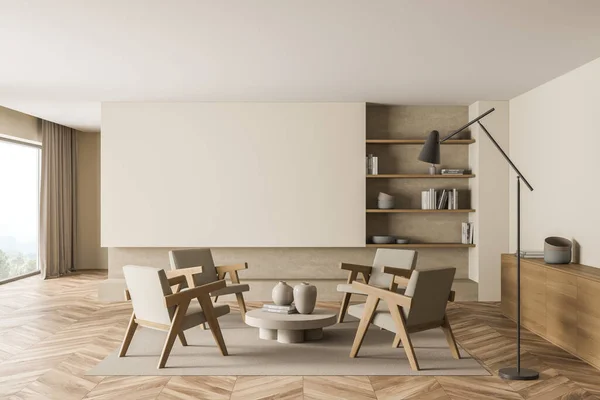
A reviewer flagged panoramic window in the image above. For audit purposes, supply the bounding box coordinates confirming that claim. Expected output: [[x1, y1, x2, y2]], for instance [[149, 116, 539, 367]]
[[0, 139, 41, 282]]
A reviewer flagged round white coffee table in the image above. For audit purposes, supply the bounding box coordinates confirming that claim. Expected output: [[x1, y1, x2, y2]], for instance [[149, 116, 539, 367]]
[[245, 309, 337, 344]]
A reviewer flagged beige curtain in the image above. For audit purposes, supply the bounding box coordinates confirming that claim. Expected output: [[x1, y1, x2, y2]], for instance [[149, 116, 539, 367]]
[[39, 120, 77, 279]]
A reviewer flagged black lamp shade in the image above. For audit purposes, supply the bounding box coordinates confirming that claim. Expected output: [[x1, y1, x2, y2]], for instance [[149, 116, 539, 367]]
[[418, 130, 441, 164]]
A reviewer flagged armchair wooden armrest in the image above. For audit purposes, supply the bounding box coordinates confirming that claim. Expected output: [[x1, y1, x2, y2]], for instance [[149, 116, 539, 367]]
[[340, 262, 372, 284], [166, 266, 204, 289], [215, 263, 248, 283], [383, 266, 414, 290], [164, 280, 227, 308], [352, 281, 412, 310]]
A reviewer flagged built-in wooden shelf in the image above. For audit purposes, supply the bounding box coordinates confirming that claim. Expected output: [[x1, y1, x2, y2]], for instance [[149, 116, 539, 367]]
[[367, 174, 475, 179], [366, 209, 475, 213], [366, 139, 475, 145], [366, 243, 475, 249]]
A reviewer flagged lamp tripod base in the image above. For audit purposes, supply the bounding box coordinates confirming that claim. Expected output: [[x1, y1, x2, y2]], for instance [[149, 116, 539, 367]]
[[498, 367, 539, 381]]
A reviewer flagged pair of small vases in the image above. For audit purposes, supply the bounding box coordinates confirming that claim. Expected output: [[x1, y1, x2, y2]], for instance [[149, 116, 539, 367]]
[[272, 281, 317, 314]]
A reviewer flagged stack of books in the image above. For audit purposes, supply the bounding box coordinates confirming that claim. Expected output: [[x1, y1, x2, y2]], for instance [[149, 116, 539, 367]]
[[441, 169, 465, 175], [421, 189, 459, 210], [517, 250, 544, 259], [461, 222, 474, 244], [262, 303, 298, 314]]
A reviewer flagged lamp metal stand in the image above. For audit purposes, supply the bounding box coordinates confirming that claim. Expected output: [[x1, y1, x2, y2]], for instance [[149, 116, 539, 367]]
[[432, 112, 539, 381], [497, 176, 539, 380]]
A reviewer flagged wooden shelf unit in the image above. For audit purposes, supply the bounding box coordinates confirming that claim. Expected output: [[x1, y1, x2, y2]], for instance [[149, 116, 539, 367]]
[[366, 243, 475, 249], [367, 174, 475, 179], [366, 139, 475, 145], [366, 209, 475, 213]]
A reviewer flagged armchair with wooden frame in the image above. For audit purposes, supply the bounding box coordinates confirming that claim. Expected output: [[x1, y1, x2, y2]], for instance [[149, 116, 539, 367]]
[[169, 248, 250, 321], [348, 267, 460, 371], [120, 265, 231, 369], [337, 249, 418, 323]]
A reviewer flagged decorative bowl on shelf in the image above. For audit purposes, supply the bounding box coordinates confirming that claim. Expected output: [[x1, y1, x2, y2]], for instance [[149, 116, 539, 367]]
[[396, 238, 409, 244], [372, 235, 395, 244]]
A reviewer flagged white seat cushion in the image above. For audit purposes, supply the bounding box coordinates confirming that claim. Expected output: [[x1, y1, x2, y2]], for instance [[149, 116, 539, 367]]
[[211, 283, 250, 297], [181, 303, 230, 331], [347, 302, 403, 333]]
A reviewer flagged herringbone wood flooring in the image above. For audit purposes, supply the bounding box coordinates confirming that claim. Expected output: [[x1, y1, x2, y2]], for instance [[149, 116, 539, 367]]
[[1, 271, 600, 399]]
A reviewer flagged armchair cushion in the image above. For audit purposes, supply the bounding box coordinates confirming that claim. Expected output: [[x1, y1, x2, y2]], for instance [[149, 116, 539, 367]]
[[369, 249, 418, 288], [181, 303, 230, 331], [211, 283, 250, 297], [169, 248, 218, 286], [348, 302, 404, 333]]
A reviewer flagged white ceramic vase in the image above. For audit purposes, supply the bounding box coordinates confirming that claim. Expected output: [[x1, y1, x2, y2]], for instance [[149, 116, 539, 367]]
[[272, 281, 294, 306], [293, 282, 317, 314]]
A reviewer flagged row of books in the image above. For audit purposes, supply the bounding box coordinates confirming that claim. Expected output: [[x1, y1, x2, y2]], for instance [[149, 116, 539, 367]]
[[421, 189, 459, 210], [461, 222, 474, 244], [261, 303, 297, 314]]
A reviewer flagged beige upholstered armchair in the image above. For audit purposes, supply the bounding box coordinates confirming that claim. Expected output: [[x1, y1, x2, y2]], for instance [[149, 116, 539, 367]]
[[337, 249, 418, 323], [169, 248, 250, 321], [120, 265, 230, 369], [347, 267, 459, 371]]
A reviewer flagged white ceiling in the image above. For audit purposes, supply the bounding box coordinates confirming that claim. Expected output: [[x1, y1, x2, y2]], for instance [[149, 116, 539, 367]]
[[1, 0, 600, 132]]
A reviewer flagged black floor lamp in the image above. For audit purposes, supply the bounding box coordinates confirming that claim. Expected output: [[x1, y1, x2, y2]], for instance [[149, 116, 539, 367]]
[[418, 108, 539, 381]]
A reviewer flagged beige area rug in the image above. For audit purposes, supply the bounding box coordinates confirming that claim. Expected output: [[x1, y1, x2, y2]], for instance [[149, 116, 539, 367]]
[[88, 314, 489, 376]]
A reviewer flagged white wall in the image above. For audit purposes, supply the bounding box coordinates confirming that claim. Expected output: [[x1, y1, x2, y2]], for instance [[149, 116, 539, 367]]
[[468, 101, 510, 301], [510, 57, 600, 267], [101, 102, 366, 248]]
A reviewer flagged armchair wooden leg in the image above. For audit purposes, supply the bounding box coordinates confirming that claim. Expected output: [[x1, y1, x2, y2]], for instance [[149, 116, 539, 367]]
[[350, 295, 380, 358], [198, 297, 228, 356], [392, 334, 402, 348], [338, 292, 352, 324], [388, 304, 419, 371], [119, 311, 138, 357], [158, 302, 189, 369], [178, 332, 188, 347], [441, 315, 461, 360], [235, 292, 247, 322]]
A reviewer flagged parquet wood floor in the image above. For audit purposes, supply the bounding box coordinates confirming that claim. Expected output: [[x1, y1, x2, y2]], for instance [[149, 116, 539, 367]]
[[1, 271, 599, 399]]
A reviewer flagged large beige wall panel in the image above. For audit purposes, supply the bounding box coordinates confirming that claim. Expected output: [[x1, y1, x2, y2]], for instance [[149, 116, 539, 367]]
[[510, 57, 600, 267], [76, 131, 107, 269], [469, 101, 510, 301], [101, 102, 366, 248]]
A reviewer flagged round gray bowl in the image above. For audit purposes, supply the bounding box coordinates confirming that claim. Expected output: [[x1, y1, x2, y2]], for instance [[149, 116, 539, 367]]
[[372, 235, 395, 244], [544, 236, 572, 264]]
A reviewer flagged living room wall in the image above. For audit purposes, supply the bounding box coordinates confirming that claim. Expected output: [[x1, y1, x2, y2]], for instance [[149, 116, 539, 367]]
[[509, 56, 600, 267], [100, 104, 476, 301]]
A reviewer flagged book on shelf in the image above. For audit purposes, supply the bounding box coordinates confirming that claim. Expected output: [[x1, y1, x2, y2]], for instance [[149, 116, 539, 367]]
[[461, 222, 474, 244], [441, 169, 465, 175], [421, 188, 458, 210], [262, 304, 298, 314], [437, 189, 448, 210]]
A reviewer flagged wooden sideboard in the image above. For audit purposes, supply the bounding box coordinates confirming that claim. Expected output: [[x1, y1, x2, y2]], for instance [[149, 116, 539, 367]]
[[501, 254, 600, 369]]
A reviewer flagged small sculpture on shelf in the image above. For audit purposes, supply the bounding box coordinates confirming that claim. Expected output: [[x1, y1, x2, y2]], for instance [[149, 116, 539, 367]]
[[377, 192, 394, 209]]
